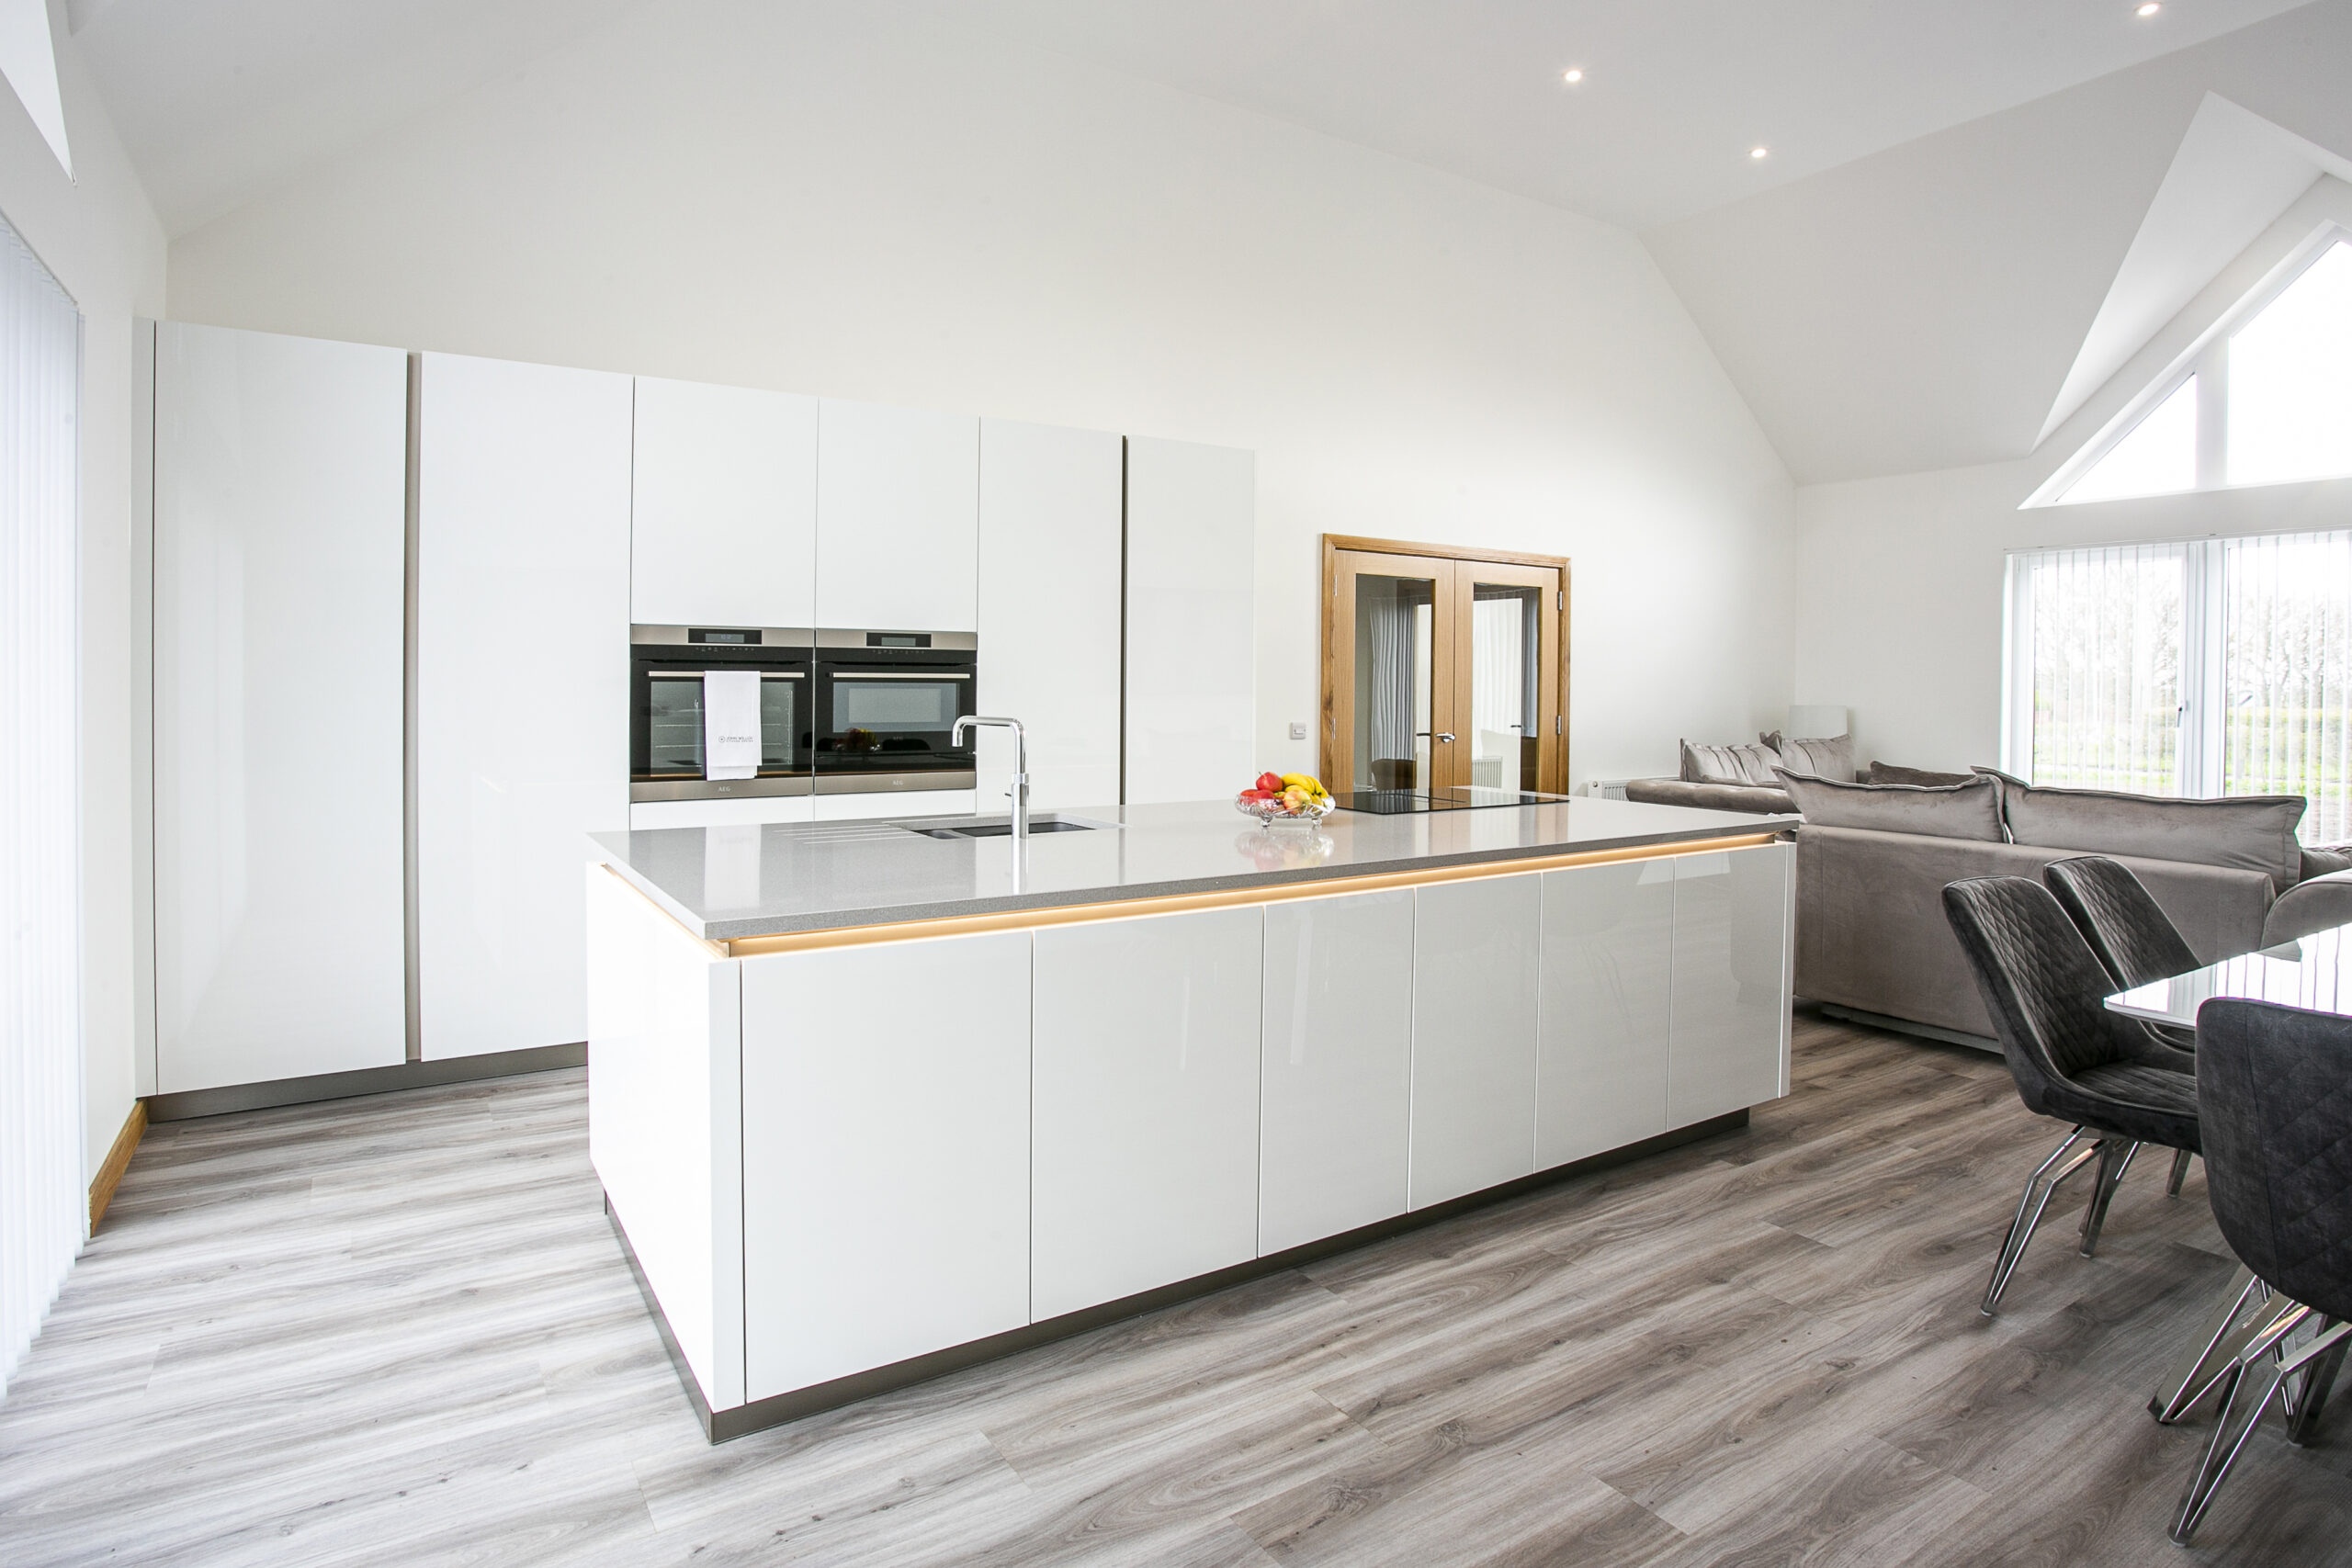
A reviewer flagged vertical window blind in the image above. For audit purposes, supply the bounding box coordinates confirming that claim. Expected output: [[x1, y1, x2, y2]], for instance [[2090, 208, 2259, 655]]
[[1, 208, 81, 1393], [2006, 531, 2352, 841]]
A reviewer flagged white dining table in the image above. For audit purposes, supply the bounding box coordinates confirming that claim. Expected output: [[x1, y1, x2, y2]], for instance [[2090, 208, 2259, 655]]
[[2107, 920, 2352, 1028]]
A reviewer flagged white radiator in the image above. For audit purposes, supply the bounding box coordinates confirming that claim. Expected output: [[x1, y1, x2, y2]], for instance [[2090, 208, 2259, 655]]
[[1581, 779, 1637, 801]]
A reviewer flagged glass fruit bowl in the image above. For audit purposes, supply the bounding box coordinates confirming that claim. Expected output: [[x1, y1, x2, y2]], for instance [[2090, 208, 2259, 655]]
[[1236, 793, 1334, 829]]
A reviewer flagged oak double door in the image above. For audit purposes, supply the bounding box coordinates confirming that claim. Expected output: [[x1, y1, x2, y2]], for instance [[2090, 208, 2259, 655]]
[[1321, 536, 1568, 795]]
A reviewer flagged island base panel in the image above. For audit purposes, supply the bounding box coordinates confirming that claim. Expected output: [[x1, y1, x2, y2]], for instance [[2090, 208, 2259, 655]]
[[621, 1108, 1750, 1444]]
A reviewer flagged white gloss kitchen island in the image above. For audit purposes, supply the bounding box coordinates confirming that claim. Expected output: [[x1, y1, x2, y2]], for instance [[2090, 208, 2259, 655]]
[[585, 795, 1798, 1440]]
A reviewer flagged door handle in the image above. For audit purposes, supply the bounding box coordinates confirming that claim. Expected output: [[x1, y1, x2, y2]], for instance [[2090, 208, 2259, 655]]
[[1435, 733, 1456, 743]]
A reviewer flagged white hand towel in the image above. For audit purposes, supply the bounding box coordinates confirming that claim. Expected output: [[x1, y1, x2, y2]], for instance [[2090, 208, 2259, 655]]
[[703, 670, 763, 781]]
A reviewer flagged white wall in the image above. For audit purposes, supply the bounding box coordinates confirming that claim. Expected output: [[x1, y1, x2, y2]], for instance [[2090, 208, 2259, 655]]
[[1794, 460, 2352, 772], [164, 0, 1794, 789], [0, 2, 166, 1185]]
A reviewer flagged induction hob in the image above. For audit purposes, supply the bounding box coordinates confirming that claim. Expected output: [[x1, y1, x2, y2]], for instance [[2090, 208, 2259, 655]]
[[1332, 786, 1573, 815]]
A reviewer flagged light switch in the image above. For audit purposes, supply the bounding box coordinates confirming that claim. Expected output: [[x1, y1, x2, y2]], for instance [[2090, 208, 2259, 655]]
[[1288, 721, 1307, 740]]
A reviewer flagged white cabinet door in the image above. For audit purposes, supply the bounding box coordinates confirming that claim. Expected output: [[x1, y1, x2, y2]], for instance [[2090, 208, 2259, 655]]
[[1260, 889, 1413, 1255], [815, 398, 978, 632], [741, 931, 1032, 1399], [1668, 844, 1794, 1125], [152, 323, 409, 1092], [1537, 858, 1674, 1168], [414, 353, 632, 1059], [1409, 873, 1541, 1208], [977, 419, 1123, 809], [1033, 907, 1262, 1319], [630, 376, 817, 629], [1125, 437, 1254, 804]]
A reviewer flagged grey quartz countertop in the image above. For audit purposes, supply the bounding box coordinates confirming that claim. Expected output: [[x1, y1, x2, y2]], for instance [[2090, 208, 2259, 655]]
[[591, 796, 1795, 942]]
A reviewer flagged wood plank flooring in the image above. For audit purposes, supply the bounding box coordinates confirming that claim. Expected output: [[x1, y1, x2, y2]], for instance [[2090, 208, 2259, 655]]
[[4, 1011, 2348, 1565]]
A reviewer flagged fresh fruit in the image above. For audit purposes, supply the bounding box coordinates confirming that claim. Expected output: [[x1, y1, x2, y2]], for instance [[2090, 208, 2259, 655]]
[[1255, 772, 1283, 793], [1239, 788, 1276, 802]]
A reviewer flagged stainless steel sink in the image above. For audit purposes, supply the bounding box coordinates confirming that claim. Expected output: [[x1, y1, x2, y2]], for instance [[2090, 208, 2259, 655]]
[[895, 813, 1108, 840]]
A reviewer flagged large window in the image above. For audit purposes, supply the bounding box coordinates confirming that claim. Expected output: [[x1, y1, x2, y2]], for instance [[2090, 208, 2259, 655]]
[[2042, 231, 2352, 505], [2006, 532, 2352, 840]]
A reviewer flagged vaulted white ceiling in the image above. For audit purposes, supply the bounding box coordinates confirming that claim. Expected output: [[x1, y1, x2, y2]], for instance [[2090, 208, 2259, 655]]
[[944, 0, 2314, 231], [62, 0, 635, 233], [51, 0, 2352, 487], [1645, 2, 2352, 483], [70, 0, 2314, 238]]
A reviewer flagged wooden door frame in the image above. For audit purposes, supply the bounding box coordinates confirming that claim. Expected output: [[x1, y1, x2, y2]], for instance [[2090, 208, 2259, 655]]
[[1319, 535, 1572, 794]]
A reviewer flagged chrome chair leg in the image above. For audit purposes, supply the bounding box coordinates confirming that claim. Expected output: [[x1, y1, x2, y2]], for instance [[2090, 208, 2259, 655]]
[[2078, 1138, 2139, 1257], [2173, 1307, 2346, 1542], [1983, 1126, 2101, 1315], [2283, 1316, 2346, 1447], [2152, 1268, 2265, 1423], [2166, 1147, 2193, 1197]]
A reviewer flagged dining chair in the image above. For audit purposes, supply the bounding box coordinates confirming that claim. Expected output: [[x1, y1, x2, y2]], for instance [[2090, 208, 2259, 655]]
[[2042, 854, 2202, 1195], [2166, 998, 2352, 1542], [1941, 876, 2200, 1314]]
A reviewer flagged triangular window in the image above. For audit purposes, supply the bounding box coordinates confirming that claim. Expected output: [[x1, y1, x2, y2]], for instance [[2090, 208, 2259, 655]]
[[2042, 231, 2352, 506], [2228, 241, 2352, 487], [2066, 375, 2197, 503]]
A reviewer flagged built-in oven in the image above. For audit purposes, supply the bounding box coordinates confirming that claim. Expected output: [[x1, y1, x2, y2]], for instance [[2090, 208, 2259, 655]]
[[630, 626, 814, 801], [812, 629, 978, 793]]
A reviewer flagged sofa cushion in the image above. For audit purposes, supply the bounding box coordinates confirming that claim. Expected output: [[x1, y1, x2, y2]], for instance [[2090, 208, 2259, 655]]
[[1624, 777, 1794, 815], [1868, 761, 1973, 787], [1680, 739, 1781, 786], [1994, 781, 2305, 896], [1773, 769, 2005, 841], [1762, 731, 1857, 783]]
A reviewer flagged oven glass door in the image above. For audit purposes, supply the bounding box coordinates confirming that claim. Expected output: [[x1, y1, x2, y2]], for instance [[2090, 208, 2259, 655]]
[[640, 670, 806, 779], [819, 669, 975, 775]]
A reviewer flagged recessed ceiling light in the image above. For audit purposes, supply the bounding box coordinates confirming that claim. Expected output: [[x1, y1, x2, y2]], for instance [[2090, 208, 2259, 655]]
[[1563, 67, 1584, 85], [1749, 146, 1770, 160], [2137, 2, 2160, 15]]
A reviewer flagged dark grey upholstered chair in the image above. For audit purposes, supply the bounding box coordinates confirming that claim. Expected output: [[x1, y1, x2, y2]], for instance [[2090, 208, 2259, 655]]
[[2165, 998, 2352, 1542], [2043, 854, 2203, 1194], [1941, 876, 2200, 1314]]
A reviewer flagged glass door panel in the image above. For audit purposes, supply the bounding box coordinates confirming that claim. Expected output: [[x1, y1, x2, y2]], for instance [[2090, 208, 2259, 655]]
[[1469, 585, 1542, 790], [1329, 549, 1461, 793], [1354, 574, 1436, 791], [1454, 561, 1563, 795]]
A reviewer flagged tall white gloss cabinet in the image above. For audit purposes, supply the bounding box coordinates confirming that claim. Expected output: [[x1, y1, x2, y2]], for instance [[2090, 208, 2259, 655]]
[[629, 376, 818, 629], [414, 353, 633, 1060], [976, 419, 1124, 809], [1124, 437, 1255, 804], [814, 398, 978, 632], [151, 323, 410, 1093]]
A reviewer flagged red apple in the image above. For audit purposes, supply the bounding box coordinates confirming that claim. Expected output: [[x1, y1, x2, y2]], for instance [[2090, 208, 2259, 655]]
[[1255, 772, 1283, 793]]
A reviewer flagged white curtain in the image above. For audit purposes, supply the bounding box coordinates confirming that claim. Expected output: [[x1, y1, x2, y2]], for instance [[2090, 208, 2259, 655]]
[[0, 207, 82, 1393], [1365, 593, 1415, 769], [2222, 531, 2352, 842], [2022, 542, 2186, 795]]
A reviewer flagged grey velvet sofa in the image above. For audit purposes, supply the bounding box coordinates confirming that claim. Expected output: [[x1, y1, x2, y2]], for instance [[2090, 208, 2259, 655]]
[[1781, 770, 2352, 1047]]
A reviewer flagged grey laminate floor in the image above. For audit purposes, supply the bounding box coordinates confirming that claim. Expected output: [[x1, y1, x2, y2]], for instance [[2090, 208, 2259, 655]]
[[5, 1013, 2348, 1566]]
